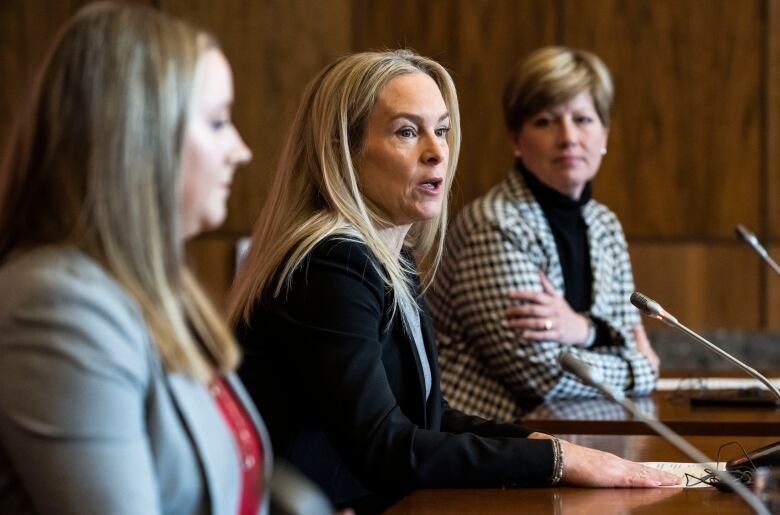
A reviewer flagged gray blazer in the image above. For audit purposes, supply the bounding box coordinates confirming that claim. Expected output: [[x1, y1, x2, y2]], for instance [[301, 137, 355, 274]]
[[0, 246, 272, 515]]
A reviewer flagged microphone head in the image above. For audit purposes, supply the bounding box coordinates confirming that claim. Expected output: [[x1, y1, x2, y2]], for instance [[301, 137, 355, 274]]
[[735, 224, 759, 247], [559, 351, 603, 387], [630, 291, 663, 317]]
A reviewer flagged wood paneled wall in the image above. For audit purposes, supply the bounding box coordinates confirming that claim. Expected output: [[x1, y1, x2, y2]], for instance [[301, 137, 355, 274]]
[[2, 0, 779, 331]]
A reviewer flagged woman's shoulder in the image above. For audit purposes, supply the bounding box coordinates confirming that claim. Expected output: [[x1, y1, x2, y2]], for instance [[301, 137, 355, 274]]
[[305, 235, 381, 278], [584, 199, 625, 232], [0, 246, 149, 353], [310, 234, 373, 259], [0, 246, 133, 307]]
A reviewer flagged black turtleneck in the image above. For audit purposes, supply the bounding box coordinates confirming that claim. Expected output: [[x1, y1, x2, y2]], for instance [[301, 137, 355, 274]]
[[520, 164, 592, 312]]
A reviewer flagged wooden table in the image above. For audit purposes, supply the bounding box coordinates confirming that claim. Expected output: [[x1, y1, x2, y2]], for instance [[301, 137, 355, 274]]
[[384, 434, 780, 514], [519, 388, 780, 435]]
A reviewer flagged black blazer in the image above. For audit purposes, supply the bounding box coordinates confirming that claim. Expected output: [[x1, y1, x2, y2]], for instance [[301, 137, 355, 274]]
[[238, 238, 555, 511]]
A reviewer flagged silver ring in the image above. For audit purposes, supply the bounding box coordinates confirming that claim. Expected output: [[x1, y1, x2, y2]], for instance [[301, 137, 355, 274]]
[[544, 318, 553, 331]]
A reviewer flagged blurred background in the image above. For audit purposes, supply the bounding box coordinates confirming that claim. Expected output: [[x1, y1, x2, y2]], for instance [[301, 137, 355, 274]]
[[2, 0, 779, 338]]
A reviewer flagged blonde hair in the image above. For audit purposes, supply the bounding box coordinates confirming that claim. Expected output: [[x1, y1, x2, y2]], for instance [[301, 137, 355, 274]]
[[228, 49, 461, 327], [0, 1, 239, 381], [503, 46, 613, 132]]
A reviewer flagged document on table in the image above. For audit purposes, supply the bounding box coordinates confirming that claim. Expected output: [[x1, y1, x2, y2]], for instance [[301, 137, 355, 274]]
[[656, 377, 780, 391], [643, 462, 722, 488]]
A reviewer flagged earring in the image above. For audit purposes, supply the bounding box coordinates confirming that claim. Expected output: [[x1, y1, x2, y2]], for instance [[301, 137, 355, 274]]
[[600, 148, 607, 156], [514, 149, 522, 157]]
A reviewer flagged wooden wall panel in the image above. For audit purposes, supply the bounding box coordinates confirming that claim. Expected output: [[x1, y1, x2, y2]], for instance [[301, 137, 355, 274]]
[[764, 244, 780, 329], [452, 0, 558, 213], [769, 0, 780, 239], [2, 0, 778, 325], [351, 0, 458, 64], [186, 237, 238, 309], [563, 0, 763, 239], [630, 243, 761, 330], [0, 0, 150, 159]]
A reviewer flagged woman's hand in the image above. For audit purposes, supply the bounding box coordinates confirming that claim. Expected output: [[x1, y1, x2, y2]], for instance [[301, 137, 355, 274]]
[[506, 272, 589, 345], [560, 440, 680, 487], [633, 325, 660, 374]]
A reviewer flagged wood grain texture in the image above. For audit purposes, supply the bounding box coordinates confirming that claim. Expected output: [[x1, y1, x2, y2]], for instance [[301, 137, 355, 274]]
[[630, 242, 761, 329], [764, 244, 780, 329], [563, 0, 763, 239], [768, 0, 780, 239], [3, 0, 779, 326], [0, 0, 150, 161], [452, 0, 558, 213], [160, 0, 352, 235], [186, 236, 239, 309], [351, 0, 458, 64]]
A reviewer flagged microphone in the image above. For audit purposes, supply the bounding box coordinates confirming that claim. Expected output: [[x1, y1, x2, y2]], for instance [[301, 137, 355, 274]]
[[270, 460, 334, 515], [630, 292, 780, 404], [735, 224, 780, 276], [559, 351, 771, 515]]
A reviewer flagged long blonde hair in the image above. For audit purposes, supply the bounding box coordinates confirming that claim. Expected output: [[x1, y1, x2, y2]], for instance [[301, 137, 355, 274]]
[[0, 2, 239, 381], [229, 49, 461, 326]]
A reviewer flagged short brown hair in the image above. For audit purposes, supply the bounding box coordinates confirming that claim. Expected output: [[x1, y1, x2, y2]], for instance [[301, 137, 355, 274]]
[[502, 46, 613, 132]]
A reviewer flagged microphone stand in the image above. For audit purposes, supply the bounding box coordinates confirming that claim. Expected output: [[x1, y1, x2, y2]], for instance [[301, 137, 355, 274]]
[[559, 351, 770, 515], [736, 224, 780, 277], [630, 292, 780, 403], [673, 323, 780, 402]]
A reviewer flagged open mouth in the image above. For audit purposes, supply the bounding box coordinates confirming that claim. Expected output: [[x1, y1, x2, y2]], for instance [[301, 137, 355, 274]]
[[419, 178, 443, 191]]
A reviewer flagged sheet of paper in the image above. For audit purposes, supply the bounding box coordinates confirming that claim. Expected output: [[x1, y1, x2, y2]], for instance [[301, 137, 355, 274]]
[[656, 377, 780, 391], [642, 462, 723, 488]]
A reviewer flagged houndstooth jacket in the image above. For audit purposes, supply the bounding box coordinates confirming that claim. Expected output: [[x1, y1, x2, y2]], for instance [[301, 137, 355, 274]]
[[428, 169, 657, 422]]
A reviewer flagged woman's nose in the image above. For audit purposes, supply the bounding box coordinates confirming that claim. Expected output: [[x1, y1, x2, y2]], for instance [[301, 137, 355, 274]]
[[422, 133, 446, 164], [231, 131, 252, 165], [557, 118, 577, 147]]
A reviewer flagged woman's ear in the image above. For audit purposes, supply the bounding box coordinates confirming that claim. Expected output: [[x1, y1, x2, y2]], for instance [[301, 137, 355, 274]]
[[508, 130, 522, 158]]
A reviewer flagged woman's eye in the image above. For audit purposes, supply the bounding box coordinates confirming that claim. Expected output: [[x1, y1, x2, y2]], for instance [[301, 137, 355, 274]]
[[532, 117, 551, 128], [211, 118, 231, 130], [397, 127, 416, 138], [575, 115, 594, 124], [435, 127, 450, 137]]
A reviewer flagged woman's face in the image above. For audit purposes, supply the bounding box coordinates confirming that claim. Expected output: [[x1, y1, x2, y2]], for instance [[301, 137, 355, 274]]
[[511, 90, 608, 199], [179, 49, 251, 240], [356, 72, 450, 227]]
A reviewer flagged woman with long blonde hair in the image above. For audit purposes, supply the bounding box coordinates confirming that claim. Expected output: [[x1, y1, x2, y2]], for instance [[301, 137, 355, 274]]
[[230, 49, 678, 512], [0, 3, 268, 514]]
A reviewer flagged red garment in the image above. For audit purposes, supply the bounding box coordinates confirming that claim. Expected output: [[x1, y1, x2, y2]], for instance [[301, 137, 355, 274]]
[[211, 378, 263, 515]]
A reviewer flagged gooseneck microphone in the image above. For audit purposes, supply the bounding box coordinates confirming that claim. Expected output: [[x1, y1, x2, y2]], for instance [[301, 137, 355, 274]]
[[270, 460, 334, 515], [559, 351, 770, 515], [630, 292, 780, 403], [736, 224, 780, 276]]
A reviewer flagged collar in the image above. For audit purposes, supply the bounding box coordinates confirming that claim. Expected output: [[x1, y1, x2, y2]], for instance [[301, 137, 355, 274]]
[[515, 160, 592, 211]]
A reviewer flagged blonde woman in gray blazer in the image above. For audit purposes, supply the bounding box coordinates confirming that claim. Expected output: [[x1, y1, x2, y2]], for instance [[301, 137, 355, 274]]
[[0, 3, 269, 514], [0, 247, 271, 515]]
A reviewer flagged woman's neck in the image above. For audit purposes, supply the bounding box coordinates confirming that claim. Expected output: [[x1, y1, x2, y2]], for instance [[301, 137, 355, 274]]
[[377, 224, 411, 258]]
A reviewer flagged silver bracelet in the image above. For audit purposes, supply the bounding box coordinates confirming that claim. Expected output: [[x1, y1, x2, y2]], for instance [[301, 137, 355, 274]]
[[582, 314, 596, 347], [550, 437, 564, 486]]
